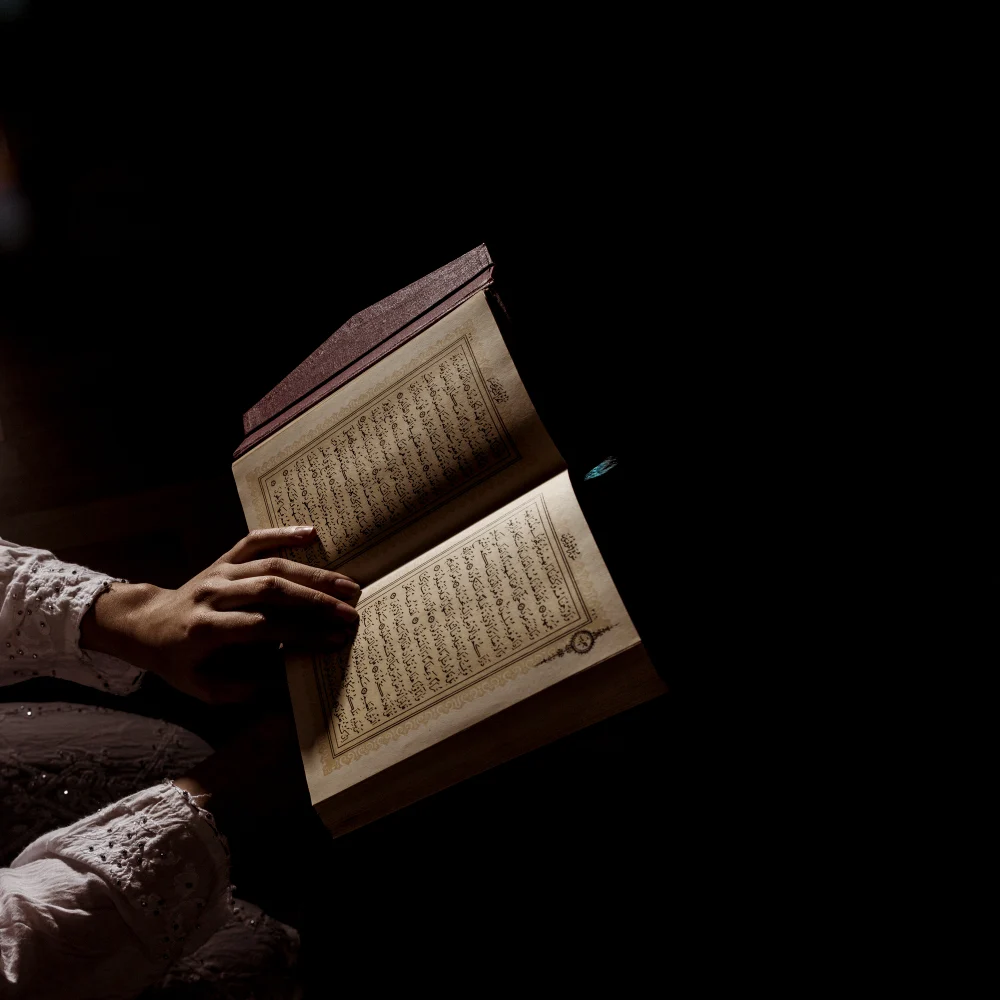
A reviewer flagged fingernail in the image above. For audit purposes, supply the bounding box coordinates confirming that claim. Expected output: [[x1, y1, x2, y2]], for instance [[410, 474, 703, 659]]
[[334, 603, 359, 621], [334, 579, 361, 599], [289, 526, 315, 537]]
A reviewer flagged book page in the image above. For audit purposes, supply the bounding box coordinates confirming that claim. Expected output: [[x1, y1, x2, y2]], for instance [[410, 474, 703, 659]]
[[286, 469, 643, 806], [233, 290, 564, 585]]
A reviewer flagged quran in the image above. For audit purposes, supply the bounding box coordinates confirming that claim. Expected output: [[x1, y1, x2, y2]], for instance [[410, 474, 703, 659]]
[[232, 245, 666, 836]]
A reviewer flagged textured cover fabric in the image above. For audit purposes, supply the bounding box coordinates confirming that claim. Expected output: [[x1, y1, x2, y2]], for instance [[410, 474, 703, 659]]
[[234, 244, 494, 459]]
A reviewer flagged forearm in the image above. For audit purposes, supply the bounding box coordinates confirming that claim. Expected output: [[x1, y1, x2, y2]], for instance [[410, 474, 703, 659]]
[[5, 526, 360, 704], [78, 580, 162, 668]]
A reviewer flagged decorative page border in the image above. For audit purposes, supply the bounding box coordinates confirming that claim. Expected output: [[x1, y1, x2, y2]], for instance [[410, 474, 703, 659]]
[[314, 489, 594, 773], [251, 333, 519, 572]]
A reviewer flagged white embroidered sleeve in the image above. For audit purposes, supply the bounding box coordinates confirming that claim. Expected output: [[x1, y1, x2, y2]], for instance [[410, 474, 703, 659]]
[[0, 782, 233, 999], [0, 538, 142, 694]]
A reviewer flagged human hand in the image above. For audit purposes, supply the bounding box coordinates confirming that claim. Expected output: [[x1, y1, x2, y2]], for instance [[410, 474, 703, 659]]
[[81, 526, 360, 702]]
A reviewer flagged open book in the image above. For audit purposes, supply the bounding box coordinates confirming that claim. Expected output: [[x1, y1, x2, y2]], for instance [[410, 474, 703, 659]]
[[232, 247, 665, 836]]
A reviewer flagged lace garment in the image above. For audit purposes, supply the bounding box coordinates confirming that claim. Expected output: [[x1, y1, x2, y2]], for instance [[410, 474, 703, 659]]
[[1, 539, 300, 999]]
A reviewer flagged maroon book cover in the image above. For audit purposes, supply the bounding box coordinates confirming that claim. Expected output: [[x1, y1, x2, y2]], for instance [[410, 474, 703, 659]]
[[234, 244, 497, 460]]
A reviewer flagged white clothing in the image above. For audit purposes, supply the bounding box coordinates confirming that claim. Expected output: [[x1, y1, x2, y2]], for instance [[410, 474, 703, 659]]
[[0, 539, 298, 998]]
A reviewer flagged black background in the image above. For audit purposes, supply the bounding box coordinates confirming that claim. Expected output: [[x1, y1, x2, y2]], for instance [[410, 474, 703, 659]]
[[0, 9, 704, 986]]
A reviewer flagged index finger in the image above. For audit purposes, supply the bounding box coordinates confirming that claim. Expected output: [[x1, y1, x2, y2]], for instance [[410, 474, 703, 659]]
[[221, 527, 318, 565]]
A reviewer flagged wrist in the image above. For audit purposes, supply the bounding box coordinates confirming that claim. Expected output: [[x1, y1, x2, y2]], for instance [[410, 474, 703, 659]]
[[80, 581, 162, 669]]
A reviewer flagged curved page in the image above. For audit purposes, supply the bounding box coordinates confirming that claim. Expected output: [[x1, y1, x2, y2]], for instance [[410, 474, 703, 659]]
[[286, 470, 642, 807], [232, 290, 564, 586]]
